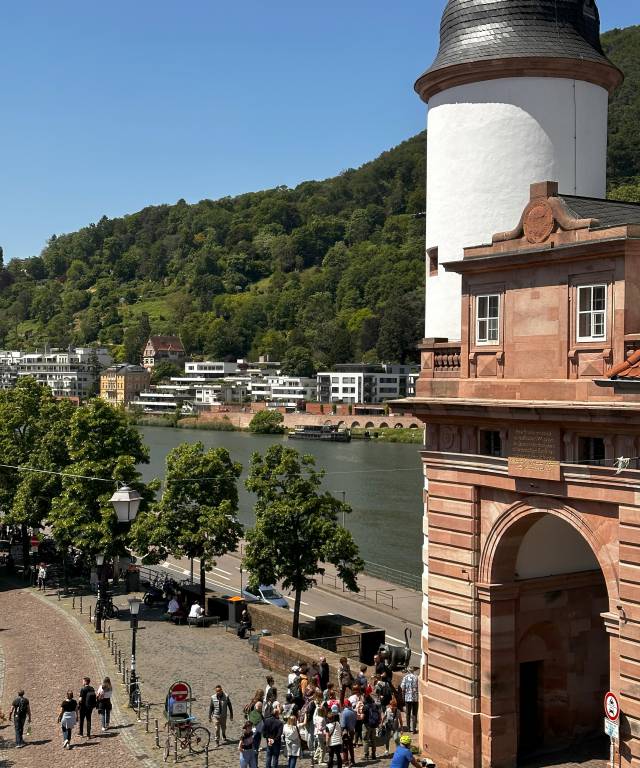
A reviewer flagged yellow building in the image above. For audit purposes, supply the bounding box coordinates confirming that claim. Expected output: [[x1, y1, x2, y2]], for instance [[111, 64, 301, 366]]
[[100, 364, 150, 407]]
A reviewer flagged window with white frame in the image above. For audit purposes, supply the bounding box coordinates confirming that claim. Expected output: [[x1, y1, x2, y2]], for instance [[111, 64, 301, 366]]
[[476, 294, 500, 344], [577, 284, 606, 341]]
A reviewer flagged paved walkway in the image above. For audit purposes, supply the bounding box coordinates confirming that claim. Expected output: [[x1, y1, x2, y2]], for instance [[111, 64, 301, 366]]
[[0, 582, 150, 767]]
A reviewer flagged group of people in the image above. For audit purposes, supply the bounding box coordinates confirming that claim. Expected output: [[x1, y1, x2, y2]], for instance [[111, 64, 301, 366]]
[[8, 676, 115, 750], [236, 654, 421, 768]]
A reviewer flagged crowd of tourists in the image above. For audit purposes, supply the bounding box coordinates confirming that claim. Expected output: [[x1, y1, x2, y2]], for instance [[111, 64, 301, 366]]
[[9, 675, 115, 750], [236, 654, 421, 768]]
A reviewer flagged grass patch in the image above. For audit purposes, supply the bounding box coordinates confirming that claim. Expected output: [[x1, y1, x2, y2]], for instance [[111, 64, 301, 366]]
[[352, 427, 423, 444]]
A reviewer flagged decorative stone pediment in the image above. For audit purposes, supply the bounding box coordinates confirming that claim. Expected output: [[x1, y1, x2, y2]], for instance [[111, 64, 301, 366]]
[[493, 182, 599, 246]]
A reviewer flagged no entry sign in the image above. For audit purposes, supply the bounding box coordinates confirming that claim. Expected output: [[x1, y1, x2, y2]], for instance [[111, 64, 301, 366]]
[[170, 682, 189, 701], [604, 691, 620, 722]]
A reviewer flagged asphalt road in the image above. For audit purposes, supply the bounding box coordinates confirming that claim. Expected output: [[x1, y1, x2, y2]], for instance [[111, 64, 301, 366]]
[[153, 551, 422, 656]]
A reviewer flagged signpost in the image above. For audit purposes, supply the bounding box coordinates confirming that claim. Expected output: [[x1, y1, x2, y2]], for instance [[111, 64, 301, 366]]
[[168, 681, 190, 717], [604, 691, 620, 768]]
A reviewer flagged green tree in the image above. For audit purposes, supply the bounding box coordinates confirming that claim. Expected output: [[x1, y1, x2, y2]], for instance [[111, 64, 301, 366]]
[[0, 379, 75, 565], [280, 346, 315, 378], [48, 399, 154, 570], [248, 410, 285, 434], [123, 312, 151, 364], [133, 442, 242, 607], [244, 445, 363, 637], [150, 361, 183, 384]]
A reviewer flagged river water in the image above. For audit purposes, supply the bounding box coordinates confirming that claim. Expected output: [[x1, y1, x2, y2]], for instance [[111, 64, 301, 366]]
[[138, 426, 424, 577]]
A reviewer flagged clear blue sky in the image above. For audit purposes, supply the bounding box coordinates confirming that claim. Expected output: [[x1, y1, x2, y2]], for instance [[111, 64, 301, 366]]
[[0, 0, 636, 261]]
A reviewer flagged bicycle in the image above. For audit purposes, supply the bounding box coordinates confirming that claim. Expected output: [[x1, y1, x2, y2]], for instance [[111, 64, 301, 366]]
[[96, 593, 120, 619], [129, 678, 142, 710], [164, 717, 210, 760]]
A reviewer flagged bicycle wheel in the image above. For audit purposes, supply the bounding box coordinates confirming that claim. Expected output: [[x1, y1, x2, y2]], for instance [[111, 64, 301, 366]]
[[106, 604, 120, 619], [188, 726, 211, 754]]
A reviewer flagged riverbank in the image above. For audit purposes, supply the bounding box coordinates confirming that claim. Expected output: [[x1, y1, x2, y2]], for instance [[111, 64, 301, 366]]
[[132, 414, 423, 443]]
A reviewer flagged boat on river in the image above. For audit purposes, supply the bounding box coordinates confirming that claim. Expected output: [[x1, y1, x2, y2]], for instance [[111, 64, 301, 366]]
[[288, 424, 351, 442]]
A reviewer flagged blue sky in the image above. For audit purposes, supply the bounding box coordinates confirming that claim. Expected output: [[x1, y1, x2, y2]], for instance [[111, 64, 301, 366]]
[[0, 0, 636, 261]]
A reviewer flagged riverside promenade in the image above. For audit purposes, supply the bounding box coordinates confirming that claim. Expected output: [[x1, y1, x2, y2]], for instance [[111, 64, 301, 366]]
[[0, 580, 288, 767]]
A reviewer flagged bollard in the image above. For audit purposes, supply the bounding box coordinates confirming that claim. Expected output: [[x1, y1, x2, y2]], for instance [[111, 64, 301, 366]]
[[118, 650, 122, 673], [145, 704, 150, 732], [137, 698, 142, 722], [102, 621, 106, 639], [121, 665, 126, 685], [57, 589, 61, 601], [72, 595, 76, 610], [79, 594, 83, 614], [155, 718, 159, 747], [174, 732, 178, 763], [205, 745, 209, 767], [89, 605, 92, 623]]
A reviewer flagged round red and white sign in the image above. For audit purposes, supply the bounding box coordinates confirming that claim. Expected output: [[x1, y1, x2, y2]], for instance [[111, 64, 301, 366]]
[[604, 691, 620, 721], [170, 682, 189, 702]]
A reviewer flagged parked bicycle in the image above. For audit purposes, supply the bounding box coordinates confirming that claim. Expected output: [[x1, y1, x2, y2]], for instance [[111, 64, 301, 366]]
[[96, 592, 119, 619], [164, 717, 210, 760]]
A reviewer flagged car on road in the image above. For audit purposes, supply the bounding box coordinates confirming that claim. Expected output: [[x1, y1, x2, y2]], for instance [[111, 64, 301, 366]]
[[242, 584, 289, 609]]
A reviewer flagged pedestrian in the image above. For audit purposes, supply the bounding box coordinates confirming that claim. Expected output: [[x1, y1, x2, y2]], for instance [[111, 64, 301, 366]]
[[313, 702, 328, 765], [338, 657, 354, 704], [381, 702, 402, 757], [319, 656, 330, 691], [375, 671, 393, 708], [78, 676, 97, 737], [340, 700, 356, 767], [283, 714, 303, 768], [356, 666, 368, 690], [325, 708, 343, 768], [389, 734, 423, 768], [263, 706, 284, 768], [324, 682, 339, 711], [188, 599, 204, 625], [374, 654, 389, 677], [97, 676, 113, 730], [353, 690, 365, 747], [9, 688, 31, 748], [37, 562, 47, 590], [209, 684, 234, 747], [400, 668, 419, 734], [58, 689, 78, 750], [239, 720, 258, 768], [265, 675, 278, 704], [248, 701, 265, 752], [362, 694, 381, 761]]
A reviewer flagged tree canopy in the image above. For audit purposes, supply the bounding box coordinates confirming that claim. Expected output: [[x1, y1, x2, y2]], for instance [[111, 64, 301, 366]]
[[248, 410, 285, 434], [131, 442, 243, 606], [244, 445, 363, 637]]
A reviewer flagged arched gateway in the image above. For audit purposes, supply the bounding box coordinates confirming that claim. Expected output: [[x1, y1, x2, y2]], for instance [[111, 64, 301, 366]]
[[477, 499, 618, 765]]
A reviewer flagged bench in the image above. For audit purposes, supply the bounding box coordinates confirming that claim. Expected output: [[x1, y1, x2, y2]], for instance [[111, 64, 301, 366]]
[[187, 615, 220, 628]]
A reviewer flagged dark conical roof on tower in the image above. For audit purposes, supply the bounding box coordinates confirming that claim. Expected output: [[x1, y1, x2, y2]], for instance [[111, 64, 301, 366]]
[[415, 0, 622, 102]]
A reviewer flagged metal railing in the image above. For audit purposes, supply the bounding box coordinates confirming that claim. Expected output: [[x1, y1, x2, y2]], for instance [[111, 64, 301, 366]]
[[362, 560, 421, 591]]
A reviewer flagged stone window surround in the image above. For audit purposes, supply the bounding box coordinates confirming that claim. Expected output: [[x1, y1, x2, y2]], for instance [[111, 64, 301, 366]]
[[468, 282, 505, 354], [569, 270, 613, 349]]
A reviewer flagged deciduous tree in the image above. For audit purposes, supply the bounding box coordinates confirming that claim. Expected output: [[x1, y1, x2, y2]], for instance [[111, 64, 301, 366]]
[[244, 445, 363, 637]]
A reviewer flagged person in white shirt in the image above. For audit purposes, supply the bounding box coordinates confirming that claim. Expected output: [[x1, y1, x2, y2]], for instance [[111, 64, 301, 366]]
[[168, 597, 179, 614], [189, 601, 204, 620]]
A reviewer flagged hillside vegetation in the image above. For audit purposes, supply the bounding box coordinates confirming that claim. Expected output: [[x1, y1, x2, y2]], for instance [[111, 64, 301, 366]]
[[0, 24, 638, 367]]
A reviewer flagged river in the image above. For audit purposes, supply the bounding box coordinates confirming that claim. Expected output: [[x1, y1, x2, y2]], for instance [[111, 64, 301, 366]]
[[138, 426, 424, 577]]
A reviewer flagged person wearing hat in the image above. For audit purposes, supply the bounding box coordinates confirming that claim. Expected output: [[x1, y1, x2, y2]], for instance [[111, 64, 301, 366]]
[[389, 734, 422, 768]]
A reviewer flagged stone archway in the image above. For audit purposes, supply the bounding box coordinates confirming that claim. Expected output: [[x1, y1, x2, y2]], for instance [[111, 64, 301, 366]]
[[364, 421, 375, 429], [351, 421, 360, 428], [477, 499, 616, 766]]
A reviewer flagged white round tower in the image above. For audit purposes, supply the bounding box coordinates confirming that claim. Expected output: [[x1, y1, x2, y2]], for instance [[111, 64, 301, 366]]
[[416, 0, 623, 341]]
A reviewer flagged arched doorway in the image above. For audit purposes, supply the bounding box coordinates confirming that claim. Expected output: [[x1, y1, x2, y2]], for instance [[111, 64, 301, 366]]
[[479, 505, 614, 765]]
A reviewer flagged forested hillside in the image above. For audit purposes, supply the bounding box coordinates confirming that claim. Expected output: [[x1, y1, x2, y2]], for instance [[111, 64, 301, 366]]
[[0, 24, 638, 368]]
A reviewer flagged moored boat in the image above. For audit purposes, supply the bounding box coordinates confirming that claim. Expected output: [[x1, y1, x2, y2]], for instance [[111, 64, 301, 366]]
[[288, 424, 351, 442]]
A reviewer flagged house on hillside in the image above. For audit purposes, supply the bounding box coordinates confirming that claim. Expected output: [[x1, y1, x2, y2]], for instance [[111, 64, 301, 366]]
[[142, 335, 185, 370], [100, 363, 150, 406]]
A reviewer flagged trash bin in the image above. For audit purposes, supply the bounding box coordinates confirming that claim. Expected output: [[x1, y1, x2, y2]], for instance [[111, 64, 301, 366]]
[[125, 567, 140, 593]]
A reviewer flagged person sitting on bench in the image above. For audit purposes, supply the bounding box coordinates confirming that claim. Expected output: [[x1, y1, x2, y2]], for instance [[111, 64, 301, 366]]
[[188, 600, 205, 625]]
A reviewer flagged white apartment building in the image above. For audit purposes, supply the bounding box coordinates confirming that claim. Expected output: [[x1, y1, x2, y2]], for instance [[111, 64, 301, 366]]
[[184, 361, 239, 380], [16, 347, 113, 400], [263, 376, 316, 408], [195, 378, 249, 406], [317, 364, 419, 404], [0, 351, 21, 390]]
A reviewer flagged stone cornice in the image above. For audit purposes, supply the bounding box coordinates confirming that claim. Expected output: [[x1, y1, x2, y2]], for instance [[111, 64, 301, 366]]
[[415, 56, 623, 103]]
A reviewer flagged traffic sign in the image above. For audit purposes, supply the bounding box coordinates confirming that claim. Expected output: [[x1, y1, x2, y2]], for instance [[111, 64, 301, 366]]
[[170, 682, 189, 702], [605, 718, 619, 740], [604, 691, 620, 722]]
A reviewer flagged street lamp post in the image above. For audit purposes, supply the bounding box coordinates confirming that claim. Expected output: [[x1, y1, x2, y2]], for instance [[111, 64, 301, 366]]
[[128, 596, 142, 708], [95, 553, 107, 634]]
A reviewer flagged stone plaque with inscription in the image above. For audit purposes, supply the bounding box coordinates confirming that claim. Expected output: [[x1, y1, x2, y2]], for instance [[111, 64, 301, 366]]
[[508, 426, 561, 481]]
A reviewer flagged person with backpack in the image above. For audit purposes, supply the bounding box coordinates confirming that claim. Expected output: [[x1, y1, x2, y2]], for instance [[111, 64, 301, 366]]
[[9, 689, 31, 748], [78, 676, 97, 737], [289, 671, 304, 709], [248, 700, 264, 752], [283, 714, 303, 768], [324, 708, 343, 768], [362, 694, 381, 761], [381, 702, 402, 757], [338, 657, 354, 705]]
